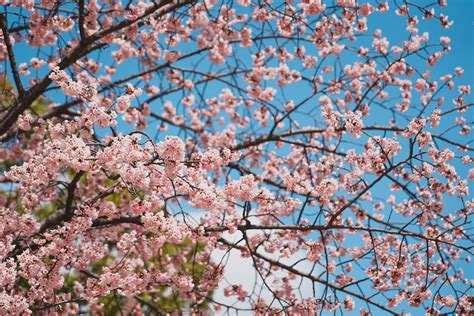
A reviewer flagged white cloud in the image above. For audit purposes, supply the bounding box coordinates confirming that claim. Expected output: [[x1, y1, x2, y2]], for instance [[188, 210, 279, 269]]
[[187, 210, 321, 313], [209, 229, 320, 314]]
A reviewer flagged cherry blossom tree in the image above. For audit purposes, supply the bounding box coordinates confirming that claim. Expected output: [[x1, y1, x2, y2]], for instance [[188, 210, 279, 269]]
[[0, 0, 472, 314]]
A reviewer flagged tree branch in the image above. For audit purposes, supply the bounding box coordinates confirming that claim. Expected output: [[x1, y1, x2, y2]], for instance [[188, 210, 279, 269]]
[[0, 13, 25, 97]]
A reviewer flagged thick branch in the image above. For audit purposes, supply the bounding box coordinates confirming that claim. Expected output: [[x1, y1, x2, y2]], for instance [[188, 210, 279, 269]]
[[78, 0, 86, 41], [0, 13, 25, 96], [231, 126, 404, 151]]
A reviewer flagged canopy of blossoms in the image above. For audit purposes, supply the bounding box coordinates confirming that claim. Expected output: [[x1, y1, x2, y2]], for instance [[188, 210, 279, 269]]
[[0, 0, 472, 314]]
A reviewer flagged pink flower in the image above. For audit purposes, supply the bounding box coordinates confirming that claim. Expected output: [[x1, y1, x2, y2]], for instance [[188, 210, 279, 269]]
[[344, 297, 355, 311], [345, 110, 364, 138], [182, 94, 195, 107], [157, 136, 185, 163]]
